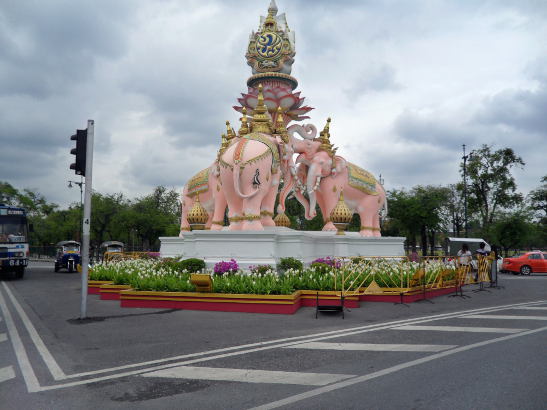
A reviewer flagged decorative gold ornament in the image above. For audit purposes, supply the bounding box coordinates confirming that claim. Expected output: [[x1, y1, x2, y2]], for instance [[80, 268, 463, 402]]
[[211, 220, 224, 226], [274, 212, 291, 227], [226, 121, 236, 140], [274, 106, 289, 143], [260, 210, 274, 217], [238, 107, 249, 136], [187, 195, 208, 230], [251, 84, 272, 134], [318, 117, 337, 159], [330, 191, 353, 235]]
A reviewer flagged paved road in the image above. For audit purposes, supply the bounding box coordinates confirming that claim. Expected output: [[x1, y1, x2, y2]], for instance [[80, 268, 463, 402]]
[[0, 263, 546, 409]]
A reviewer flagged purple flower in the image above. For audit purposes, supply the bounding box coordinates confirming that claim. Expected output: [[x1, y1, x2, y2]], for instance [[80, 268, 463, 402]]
[[311, 257, 341, 269], [214, 259, 239, 275]]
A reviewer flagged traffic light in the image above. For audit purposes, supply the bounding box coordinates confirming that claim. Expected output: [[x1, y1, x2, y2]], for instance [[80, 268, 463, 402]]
[[70, 129, 87, 176]]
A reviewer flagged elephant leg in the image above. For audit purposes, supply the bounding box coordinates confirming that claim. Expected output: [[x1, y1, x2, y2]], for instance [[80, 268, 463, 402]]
[[359, 196, 379, 237], [210, 192, 227, 231], [372, 197, 382, 237], [260, 179, 277, 227], [242, 193, 264, 230], [317, 193, 336, 231]]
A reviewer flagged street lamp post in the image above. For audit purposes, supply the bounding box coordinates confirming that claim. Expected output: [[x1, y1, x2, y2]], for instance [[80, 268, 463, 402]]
[[68, 178, 84, 241], [462, 144, 470, 237]]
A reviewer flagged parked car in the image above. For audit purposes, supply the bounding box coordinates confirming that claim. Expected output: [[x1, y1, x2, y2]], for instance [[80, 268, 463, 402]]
[[501, 251, 547, 275]]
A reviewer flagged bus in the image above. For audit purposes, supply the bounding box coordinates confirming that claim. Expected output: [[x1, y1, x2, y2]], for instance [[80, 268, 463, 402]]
[[0, 204, 30, 278]]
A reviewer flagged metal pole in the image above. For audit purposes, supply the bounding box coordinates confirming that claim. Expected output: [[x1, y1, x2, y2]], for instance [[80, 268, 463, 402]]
[[462, 144, 468, 237], [80, 119, 94, 319]]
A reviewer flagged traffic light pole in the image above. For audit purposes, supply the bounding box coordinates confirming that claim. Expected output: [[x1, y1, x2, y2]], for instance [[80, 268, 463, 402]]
[[80, 119, 94, 319]]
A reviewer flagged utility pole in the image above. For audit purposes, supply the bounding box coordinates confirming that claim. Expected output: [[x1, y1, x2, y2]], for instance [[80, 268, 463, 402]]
[[80, 120, 94, 319], [462, 144, 469, 237]]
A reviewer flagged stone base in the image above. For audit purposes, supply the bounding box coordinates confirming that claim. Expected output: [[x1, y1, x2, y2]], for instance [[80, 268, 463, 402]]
[[159, 227, 405, 269]]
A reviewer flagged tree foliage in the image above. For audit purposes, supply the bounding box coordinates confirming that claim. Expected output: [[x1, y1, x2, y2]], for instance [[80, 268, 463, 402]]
[[463, 144, 525, 231]]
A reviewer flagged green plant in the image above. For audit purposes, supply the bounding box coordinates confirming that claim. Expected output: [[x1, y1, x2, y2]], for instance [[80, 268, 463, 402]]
[[278, 257, 303, 272], [250, 264, 274, 276], [179, 258, 206, 273]]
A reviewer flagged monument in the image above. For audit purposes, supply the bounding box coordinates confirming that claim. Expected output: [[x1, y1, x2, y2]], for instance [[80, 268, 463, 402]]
[[160, 1, 405, 266]]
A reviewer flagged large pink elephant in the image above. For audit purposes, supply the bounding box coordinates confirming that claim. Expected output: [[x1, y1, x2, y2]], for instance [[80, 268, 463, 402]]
[[219, 132, 287, 230], [293, 150, 387, 237], [179, 163, 227, 235]]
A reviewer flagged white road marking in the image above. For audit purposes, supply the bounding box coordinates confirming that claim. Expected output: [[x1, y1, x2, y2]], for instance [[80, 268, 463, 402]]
[[2, 295, 545, 393], [0, 365, 16, 383], [395, 325, 526, 333], [142, 366, 355, 386], [0, 287, 40, 392], [512, 306, 547, 310], [464, 314, 547, 321], [0, 332, 7, 343], [283, 342, 457, 352], [249, 325, 547, 410], [2, 283, 66, 380], [59, 300, 547, 380]]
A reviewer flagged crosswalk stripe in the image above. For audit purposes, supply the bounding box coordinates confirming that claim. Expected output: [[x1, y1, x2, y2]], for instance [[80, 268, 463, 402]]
[[141, 366, 355, 386], [0, 333, 7, 343], [464, 314, 547, 321], [0, 366, 15, 383], [395, 325, 526, 333], [512, 306, 547, 311], [284, 342, 457, 352]]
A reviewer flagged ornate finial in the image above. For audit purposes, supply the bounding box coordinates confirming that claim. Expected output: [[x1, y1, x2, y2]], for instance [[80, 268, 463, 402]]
[[319, 117, 335, 157], [330, 190, 353, 235], [187, 194, 209, 230], [274, 212, 291, 228], [238, 107, 249, 136], [219, 133, 229, 152], [226, 120, 236, 140], [268, 0, 278, 16], [275, 107, 288, 142], [251, 84, 272, 134]]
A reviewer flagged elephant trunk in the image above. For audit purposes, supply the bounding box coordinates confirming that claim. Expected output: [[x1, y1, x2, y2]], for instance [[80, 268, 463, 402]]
[[277, 170, 295, 214], [233, 163, 259, 199], [306, 163, 320, 219]]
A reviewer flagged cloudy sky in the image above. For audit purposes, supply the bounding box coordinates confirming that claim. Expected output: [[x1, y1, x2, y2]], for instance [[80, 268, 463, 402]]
[[1, 0, 545, 208]]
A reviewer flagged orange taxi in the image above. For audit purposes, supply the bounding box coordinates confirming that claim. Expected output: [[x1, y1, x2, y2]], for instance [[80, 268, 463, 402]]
[[501, 251, 547, 275]]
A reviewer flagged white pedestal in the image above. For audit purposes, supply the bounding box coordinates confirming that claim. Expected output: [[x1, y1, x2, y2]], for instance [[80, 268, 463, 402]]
[[160, 228, 405, 269]]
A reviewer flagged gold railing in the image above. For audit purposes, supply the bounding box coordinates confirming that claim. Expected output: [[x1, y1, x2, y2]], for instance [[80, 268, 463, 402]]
[[328, 254, 491, 297], [103, 251, 151, 263]]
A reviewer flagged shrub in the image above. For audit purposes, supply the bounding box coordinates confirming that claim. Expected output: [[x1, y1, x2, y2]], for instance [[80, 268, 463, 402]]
[[311, 257, 341, 268], [249, 264, 274, 276], [278, 257, 303, 272], [214, 259, 238, 276], [179, 258, 206, 273]]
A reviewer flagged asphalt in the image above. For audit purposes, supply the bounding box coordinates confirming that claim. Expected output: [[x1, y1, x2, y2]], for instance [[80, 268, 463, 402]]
[[0, 262, 545, 409]]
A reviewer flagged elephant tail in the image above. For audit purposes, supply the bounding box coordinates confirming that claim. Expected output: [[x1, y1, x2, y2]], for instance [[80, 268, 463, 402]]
[[234, 163, 259, 199]]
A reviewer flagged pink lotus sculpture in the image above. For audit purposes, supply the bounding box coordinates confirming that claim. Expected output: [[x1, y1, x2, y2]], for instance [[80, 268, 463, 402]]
[[234, 83, 313, 124]]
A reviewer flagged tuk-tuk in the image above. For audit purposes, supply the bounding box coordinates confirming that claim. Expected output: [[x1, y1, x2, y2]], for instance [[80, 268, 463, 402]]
[[54, 241, 81, 273], [101, 241, 124, 260]]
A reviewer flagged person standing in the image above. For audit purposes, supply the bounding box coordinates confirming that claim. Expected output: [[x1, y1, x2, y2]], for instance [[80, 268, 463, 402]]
[[457, 243, 472, 283]]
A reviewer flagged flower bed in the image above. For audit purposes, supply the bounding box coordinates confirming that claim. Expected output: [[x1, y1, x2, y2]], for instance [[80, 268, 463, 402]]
[[88, 257, 458, 313]]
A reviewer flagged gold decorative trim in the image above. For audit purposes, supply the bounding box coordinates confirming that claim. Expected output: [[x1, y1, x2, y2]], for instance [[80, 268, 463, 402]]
[[247, 72, 298, 89], [229, 213, 262, 222], [180, 227, 191, 231], [260, 210, 274, 217], [211, 220, 224, 226], [360, 226, 380, 231]]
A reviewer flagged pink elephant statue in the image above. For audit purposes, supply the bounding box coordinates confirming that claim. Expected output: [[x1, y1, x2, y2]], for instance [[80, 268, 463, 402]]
[[219, 131, 289, 230], [179, 163, 228, 236], [294, 151, 387, 237]]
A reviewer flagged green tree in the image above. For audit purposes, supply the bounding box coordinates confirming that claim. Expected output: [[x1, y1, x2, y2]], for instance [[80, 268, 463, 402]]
[[491, 212, 531, 256], [463, 145, 525, 232]]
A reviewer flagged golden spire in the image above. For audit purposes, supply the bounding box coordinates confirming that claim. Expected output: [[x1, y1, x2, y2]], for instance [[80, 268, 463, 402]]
[[251, 84, 272, 134], [263, 2, 278, 32], [238, 107, 249, 136], [275, 107, 288, 143], [225, 120, 236, 140], [219, 132, 229, 153], [319, 117, 336, 157]]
